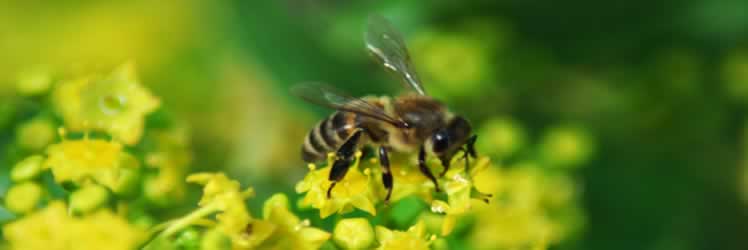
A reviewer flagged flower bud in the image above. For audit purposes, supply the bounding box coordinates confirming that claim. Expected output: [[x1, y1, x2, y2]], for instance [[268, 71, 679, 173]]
[[477, 117, 525, 159], [4, 182, 43, 214], [16, 67, 52, 96], [143, 174, 167, 205], [110, 156, 141, 196], [10, 155, 45, 182], [201, 229, 232, 250], [175, 227, 201, 250], [69, 184, 109, 214], [333, 218, 375, 249], [15, 118, 56, 151], [540, 126, 593, 169]]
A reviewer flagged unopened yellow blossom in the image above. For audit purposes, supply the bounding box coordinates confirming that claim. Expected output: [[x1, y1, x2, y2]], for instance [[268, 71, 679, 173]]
[[333, 218, 375, 249], [723, 49, 748, 101], [69, 184, 110, 214], [201, 229, 233, 250], [44, 137, 140, 193], [4, 182, 44, 214], [411, 32, 491, 98], [10, 155, 45, 182], [51, 63, 160, 145], [540, 126, 594, 169], [296, 152, 378, 218], [376, 220, 435, 250], [15, 118, 56, 151], [3, 201, 146, 250], [16, 66, 52, 96], [477, 117, 526, 159]]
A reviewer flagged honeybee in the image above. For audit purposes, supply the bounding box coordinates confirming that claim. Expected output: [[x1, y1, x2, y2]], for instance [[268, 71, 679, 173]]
[[293, 15, 477, 202]]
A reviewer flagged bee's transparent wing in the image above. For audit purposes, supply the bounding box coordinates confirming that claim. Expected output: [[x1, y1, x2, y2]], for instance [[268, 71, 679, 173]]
[[291, 82, 409, 128], [365, 14, 427, 95]]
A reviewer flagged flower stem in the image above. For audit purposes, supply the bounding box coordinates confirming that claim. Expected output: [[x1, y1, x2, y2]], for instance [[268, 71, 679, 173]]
[[159, 203, 220, 238]]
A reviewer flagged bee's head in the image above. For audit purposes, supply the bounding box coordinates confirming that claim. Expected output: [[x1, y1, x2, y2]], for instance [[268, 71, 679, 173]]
[[429, 116, 474, 165]]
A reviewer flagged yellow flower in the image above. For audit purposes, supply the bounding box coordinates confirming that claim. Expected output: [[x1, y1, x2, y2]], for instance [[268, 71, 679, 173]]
[[296, 152, 378, 218], [381, 161, 435, 203], [185, 172, 256, 247], [375, 220, 435, 250], [144, 126, 193, 204], [428, 156, 493, 236], [159, 173, 329, 250], [44, 137, 140, 193], [258, 193, 331, 250], [51, 63, 160, 145], [3, 201, 146, 250]]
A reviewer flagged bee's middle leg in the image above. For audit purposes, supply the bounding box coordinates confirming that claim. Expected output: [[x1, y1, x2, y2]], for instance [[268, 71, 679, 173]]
[[327, 129, 363, 199], [418, 145, 441, 192], [379, 146, 393, 203]]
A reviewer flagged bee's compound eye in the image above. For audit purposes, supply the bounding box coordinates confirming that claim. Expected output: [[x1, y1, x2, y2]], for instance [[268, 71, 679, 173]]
[[432, 130, 450, 153]]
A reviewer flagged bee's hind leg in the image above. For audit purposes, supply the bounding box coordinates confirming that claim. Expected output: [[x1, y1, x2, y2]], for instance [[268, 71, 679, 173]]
[[379, 146, 393, 203], [327, 129, 363, 199], [418, 145, 441, 192]]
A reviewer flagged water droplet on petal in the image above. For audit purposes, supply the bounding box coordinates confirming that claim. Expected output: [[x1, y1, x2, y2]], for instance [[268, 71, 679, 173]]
[[100, 94, 127, 115]]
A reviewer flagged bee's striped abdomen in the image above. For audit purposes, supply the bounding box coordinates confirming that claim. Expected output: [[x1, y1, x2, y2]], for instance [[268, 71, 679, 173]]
[[302, 111, 356, 162]]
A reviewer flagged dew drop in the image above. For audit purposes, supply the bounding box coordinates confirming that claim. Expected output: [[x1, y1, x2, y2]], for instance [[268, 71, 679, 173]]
[[99, 94, 127, 115]]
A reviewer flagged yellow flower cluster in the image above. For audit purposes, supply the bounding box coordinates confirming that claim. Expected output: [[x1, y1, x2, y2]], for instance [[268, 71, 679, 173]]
[[155, 172, 330, 250], [296, 150, 493, 230], [3, 202, 146, 250], [469, 165, 583, 249], [462, 122, 592, 250], [296, 152, 378, 218], [2, 63, 193, 249]]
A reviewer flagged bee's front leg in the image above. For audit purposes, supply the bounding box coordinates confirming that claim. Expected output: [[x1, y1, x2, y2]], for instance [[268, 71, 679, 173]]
[[379, 146, 393, 203], [418, 145, 441, 192], [466, 135, 477, 158], [464, 135, 478, 171], [327, 129, 363, 199]]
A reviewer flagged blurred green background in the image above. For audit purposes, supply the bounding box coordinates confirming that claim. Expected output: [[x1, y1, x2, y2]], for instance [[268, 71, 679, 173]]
[[1, 0, 748, 249]]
